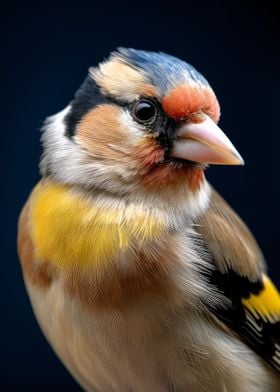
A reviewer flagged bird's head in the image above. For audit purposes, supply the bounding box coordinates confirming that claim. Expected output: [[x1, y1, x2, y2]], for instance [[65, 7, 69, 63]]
[[41, 48, 243, 200]]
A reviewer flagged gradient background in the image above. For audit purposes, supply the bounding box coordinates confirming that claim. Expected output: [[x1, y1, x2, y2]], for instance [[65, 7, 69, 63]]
[[1, 2, 279, 390]]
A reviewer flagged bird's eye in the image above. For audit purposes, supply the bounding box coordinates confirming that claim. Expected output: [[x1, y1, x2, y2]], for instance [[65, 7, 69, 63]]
[[131, 99, 158, 123]]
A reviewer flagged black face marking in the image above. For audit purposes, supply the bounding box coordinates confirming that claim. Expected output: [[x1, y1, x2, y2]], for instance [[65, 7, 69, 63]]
[[64, 76, 178, 150], [64, 76, 108, 138], [156, 118, 177, 153], [129, 96, 178, 153]]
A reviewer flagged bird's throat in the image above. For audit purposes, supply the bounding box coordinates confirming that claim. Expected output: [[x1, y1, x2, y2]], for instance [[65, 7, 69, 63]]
[[141, 161, 205, 191]]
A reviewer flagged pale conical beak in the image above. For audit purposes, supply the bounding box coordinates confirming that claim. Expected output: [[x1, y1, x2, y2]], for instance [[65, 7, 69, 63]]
[[170, 115, 244, 165]]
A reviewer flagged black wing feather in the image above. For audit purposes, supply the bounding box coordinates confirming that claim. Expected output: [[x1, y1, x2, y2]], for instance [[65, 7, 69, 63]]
[[195, 187, 280, 373], [205, 267, 280, 372]]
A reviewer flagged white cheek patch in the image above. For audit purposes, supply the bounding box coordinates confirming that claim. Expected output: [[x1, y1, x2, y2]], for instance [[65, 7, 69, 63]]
[[40, 106, 85, 178]]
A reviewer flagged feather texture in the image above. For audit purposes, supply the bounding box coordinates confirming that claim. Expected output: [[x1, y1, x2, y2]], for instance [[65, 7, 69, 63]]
[[17, 48, 280, 390], [196, 188, 280, 373], [30, 180, 165, 270]]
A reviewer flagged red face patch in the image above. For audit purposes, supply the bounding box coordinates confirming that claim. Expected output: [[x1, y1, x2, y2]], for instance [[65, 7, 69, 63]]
[[162, 85, 220, 123]]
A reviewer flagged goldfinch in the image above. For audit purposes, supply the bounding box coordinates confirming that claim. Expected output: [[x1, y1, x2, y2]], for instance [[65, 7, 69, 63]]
[[18, 48, 280, 392]]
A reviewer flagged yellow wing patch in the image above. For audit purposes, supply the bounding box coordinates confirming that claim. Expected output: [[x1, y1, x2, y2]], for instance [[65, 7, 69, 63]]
[[31, 181, 165, 270], [242, 274, 280, 323]]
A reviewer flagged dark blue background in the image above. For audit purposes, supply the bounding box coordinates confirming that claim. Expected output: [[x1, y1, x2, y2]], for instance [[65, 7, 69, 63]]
[[1, 2, 279, 390]]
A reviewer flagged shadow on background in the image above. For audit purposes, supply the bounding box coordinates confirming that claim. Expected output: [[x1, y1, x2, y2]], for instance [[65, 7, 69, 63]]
[[1, 1, 279, 390]]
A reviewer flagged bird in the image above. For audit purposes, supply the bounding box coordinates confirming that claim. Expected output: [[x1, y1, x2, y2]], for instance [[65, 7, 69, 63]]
[[18, 48, 280, 392]]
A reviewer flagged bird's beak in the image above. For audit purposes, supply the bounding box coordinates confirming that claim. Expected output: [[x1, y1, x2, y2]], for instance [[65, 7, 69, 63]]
[[171, 115, 244, 165]]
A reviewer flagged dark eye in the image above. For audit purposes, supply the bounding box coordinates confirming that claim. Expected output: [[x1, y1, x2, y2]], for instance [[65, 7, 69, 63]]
[[131, 99, 158, 123]]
